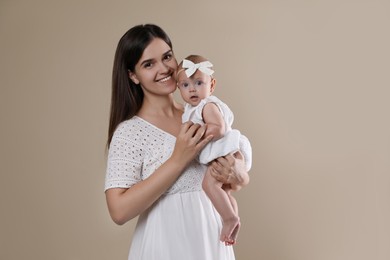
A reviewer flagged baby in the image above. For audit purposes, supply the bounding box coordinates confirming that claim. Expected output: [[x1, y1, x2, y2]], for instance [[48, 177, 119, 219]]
[[177, 55, 245, 245]]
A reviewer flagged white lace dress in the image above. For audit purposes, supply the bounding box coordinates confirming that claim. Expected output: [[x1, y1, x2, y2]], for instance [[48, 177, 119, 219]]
[[105, 116, 236, 260]]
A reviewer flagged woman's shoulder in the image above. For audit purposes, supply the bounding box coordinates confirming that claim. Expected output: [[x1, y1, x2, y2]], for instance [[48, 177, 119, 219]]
[[112, 117, 145, 139], [115, 116, 140, 129]]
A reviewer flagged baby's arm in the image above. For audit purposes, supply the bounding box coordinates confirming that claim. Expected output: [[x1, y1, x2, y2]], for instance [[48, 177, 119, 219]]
[[202, 103, 226, 141]]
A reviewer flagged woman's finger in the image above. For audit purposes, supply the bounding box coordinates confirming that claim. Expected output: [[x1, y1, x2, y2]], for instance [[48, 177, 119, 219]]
[[210, 166, 224, 182], [211, 162, 230, 182], [179, 121, 195, 135], [185, 123, 204, 140], [214, 154, 234, 168], [210, 160, 222, 172], [192, 124, 206, 139], [232, 150, 244, 160]]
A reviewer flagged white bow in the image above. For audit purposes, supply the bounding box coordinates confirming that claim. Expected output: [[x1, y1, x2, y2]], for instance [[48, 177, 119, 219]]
[[182, 59, 215, 78]]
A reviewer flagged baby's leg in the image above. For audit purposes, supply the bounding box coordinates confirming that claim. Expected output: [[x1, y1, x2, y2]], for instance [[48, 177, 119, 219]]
[[225, 189, 238, 215], [225, 191, 240, 245], [203, 167, 240, 244]]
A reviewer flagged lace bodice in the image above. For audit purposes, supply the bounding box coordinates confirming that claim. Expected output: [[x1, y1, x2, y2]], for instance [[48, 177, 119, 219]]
[[105, 116, 207, 194]]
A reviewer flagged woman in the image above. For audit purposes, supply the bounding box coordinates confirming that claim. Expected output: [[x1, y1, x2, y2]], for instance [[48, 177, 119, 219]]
[[105, 24, 251, 260]]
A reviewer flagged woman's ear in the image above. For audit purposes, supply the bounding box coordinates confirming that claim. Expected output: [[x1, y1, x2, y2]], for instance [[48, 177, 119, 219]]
[[128, 70, 140, 84]]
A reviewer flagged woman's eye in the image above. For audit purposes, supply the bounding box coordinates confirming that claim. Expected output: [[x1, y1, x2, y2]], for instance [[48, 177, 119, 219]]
[[164, 54, 172, 60], [144, 62, 152, 68]]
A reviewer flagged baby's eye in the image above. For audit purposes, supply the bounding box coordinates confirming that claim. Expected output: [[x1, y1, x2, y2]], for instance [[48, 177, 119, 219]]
[[180, 82, 189, 88], [195, 80, 204, 86]]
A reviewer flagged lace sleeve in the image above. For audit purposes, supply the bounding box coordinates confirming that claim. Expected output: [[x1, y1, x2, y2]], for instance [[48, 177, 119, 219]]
[[104, 123, 144, 191]]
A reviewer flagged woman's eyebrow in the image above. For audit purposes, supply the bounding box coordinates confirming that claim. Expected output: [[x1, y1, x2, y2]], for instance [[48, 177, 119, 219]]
[[162, 50, 174, 58], [139, 50, 172, 67], [140, 58, 154, 67]]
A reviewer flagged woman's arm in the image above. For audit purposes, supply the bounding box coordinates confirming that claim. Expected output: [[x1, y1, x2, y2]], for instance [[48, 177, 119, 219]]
[[106, 157, 187, 225], [105, 122, 213, 225]]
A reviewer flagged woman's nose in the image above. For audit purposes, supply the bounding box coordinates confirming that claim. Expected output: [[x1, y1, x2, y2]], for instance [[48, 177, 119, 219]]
[[158, 61, 169, 73]]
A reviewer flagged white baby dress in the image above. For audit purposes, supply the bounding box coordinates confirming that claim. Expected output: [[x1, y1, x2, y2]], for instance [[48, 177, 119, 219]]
[[182, 95, 250, 168]]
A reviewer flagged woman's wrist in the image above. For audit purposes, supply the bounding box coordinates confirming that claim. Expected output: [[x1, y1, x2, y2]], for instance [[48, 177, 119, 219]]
[[166, 155, 188, 175]]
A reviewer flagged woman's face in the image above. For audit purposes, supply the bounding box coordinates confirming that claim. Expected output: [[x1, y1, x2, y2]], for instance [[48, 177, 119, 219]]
[[129, 38, 178, 96]]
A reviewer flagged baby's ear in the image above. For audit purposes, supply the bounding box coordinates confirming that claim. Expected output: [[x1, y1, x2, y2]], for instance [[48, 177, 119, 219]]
[[210, 78, 217, 92], [128, 70, 140, 84]]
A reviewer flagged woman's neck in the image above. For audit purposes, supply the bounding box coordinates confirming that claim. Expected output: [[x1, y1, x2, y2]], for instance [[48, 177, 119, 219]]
[[138, 94, 181, 118], [137, 94, 184, 137]]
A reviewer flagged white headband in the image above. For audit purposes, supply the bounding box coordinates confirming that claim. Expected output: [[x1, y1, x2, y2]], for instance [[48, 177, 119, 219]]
[[182, 59, 215, 78]]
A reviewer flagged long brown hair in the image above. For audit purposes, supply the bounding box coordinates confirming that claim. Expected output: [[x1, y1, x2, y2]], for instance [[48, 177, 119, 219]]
[[107, 24, 173, 147]]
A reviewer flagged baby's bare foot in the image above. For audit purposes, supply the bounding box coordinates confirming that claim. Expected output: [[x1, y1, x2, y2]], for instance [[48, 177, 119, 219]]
[[229, 221, 240, 242], [220, 215, 240, 245]]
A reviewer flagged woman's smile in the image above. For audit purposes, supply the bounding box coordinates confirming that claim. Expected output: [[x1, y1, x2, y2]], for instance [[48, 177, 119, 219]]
[[157, 75, 171, 82]]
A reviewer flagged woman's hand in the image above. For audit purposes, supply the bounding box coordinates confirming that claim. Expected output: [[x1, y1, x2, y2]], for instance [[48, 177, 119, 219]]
[[171, 121, 213, 167], [209, 151, 250, 191]]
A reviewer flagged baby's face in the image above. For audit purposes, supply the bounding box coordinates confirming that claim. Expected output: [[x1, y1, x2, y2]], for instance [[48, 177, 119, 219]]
[[177, 70, 214, 106]]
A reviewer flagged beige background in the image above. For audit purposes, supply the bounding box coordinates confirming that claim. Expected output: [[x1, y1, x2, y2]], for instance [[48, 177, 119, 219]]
[[1, 0, 389, 259]]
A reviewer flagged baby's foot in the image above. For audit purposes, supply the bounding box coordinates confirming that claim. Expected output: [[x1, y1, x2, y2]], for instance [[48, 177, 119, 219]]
[[224, 220, 240, 246], [228, 221, 241, 244], [220, 216, 240, 245]]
